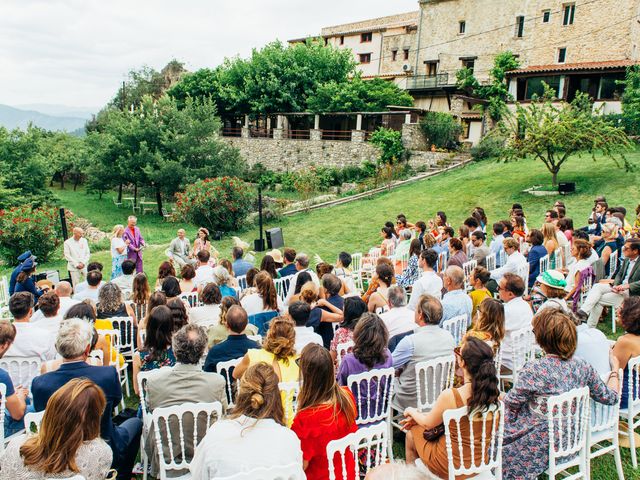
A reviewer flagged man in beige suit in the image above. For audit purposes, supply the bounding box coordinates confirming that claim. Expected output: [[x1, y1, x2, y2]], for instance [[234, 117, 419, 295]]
[[63, 227, 90, 288], [144, 324, 227, 476]]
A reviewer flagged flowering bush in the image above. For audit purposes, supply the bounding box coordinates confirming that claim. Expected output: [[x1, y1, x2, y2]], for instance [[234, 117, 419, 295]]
[[0, 206, 70, 264], [174, 177, 254, 232]]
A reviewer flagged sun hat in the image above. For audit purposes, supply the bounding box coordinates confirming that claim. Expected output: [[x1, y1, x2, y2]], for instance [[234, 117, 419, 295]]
[[21, 258, 37, 272], [267, 249, 283, 263], [536, 270, 567, 289]]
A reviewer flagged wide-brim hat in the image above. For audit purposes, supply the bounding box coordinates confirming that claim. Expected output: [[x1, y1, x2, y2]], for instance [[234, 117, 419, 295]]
[[536, 270, 567, 289], [267, 249, 283, 263], [21, 258, 37, 271]]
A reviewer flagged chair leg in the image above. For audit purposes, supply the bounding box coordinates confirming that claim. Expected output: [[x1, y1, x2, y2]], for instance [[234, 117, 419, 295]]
[[387, 411, 394, 462], [629, 413, 637, 469], [613, 443, 625, 480], [612, 309, 617, 334]]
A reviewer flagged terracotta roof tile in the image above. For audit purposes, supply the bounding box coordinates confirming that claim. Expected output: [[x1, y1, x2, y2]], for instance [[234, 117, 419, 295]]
[[506, 59, 638, 75]]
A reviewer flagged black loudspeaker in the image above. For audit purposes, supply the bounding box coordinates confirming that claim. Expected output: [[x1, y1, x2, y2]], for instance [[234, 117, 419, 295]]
[[558, 182, 576, 194], [254, 239, 266, 252], [266, 228, 284, 249]]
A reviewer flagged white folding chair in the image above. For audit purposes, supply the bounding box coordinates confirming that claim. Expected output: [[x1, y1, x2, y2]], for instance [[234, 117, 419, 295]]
[[96, 329, 130, 404], [539, 255, 550, 275], [437, 251, 449, 274], [498, 250, 508, 269], [274, 277, 290, 304], [152, 401, 223, 480], [213, 463, 304, 480], [0, 356, 42, 392], [563, 243, 573, 266], [279, 381, 301, 427], [347, 367, 394, 427], [462, 260, 477, 292], [236, 275, 248, 292], [415, 355, 456, 412], [24, 410, 45, 433], [442, 315, 468, 346], [0, 276, 9, 308], [109, 316, 135, 358], [247, 334, 262, 344], [588, 369, 624, 480], [326, 423, 388, 480], [179, 291, 201, 308], [608, 250, 619, 279], [351, 252, 362, 275], [498, 328, 535, 388], [545, 387, 590, 480], [0, 383, 6, 452], [218, 357, 243, 408], [485, 253, 496, 272], [619, 355, 640, 468], [554, 248, 564, 271], [515, 263, 530, 296], [336, 340, 355, 369], [88, 349, 104, 365]]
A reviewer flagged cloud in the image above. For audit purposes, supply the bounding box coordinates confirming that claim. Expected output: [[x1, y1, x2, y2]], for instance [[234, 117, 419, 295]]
[[0, 0, 418, 108]]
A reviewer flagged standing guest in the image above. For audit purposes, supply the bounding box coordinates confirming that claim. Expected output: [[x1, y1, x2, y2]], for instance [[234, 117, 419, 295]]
[[330, 296, 368, 365], [192, 227, 216, 261], [392, 295, 455, 411], [441, 266, 473, 324], [291, 344, 358, 480], [122, 215, 145, 273], [167, 298, 189, 331], [190, 363, 303, 479], [470, 231, 491, 267], [526, 229, 548, 289], [132, 305, 176, 396], [179, 264, 197, 293], [74, 262, 104, 294], [2, 378, 112, 480], [31, 281, 78, 322], [189, 283, 222, 327], [447, 238, 468, 268], [278, 248, 298, 278], [468, 266, 492, 318], [231, 247, 253, 277], [8, 251, 34, 296], [110, 224, 128, 280], [33, 291, 62, 335], [490, 238, 527, 282], [111, 260, 136, 299], [13, 258, 43, 301], [611, 297, 640, 408], [193, 250, 215, 289], [213, 265, 238, 298], [498, 273, 534, 372], [396, 239, 422, 288], [402, 337, 501, 479], [97, 283, 135, 320], [155, 261, 176, 291], [408, 249, 443, 310], [203, 305, 260, 372], [337, 313, 392, 424], [489, 223, 506, 267], [241, 271, 282, 316], [379, 286, 416, 338], [502, 308, 619, 480], [289, 301, 323, 353], [260, 255, 279, 279], [73, 270, 103, 303], [0, 320, 28, 439], [168, 228, 195, 268], [207, 297, 258, 348], [64, 227, 91, 288], [465, 297, 505, 354]]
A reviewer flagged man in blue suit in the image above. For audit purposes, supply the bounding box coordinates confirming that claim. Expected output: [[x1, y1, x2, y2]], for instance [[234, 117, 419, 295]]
[[32, 318, 142, 480]]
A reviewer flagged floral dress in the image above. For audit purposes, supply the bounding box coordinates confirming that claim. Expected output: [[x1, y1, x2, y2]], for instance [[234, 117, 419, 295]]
[[140, 347, 177, 372], [503, 356, 617, 480], [110, 236, 127, 280], [396, 254, 420, 288], [330, 327, 355, 374]]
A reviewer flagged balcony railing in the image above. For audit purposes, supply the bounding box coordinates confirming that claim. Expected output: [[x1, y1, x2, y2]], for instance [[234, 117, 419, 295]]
[[406, 73, 450, 90]]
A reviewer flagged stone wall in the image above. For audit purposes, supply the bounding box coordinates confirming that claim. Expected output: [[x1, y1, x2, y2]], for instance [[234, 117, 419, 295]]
[[402, 123, 429, 151]]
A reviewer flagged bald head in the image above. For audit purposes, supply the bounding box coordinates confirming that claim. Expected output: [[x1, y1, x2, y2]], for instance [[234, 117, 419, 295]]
[[55, 281, 73, 298], [226, 305, 248, 333], [72, 227, 84, 240]]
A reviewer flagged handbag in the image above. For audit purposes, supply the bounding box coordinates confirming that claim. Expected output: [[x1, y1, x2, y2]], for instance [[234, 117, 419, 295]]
[[422, 423, 445, 441]]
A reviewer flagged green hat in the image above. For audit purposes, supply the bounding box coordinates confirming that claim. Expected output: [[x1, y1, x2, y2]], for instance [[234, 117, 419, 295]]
[[536, 270, 567, 289]]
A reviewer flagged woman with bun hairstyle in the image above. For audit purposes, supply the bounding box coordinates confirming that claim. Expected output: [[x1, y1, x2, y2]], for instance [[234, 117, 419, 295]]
[[190, 363, 303, 479]]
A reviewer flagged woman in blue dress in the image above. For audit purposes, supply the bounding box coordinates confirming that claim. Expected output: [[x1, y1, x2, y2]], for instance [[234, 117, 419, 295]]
[[110, 224, 128, 280]]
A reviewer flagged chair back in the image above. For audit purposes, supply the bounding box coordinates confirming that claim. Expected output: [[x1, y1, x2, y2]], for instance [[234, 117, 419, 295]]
[[137, 367, 173, 416], [498, 250, 508, 268], [236, 275, 248, 292], [415, 355, 456, 412], [325, 423, 388, 480], [247, 334, 262, 344], [608, 249, 619, 279], [109, 316, 134, 357], [133, 302, 147, 324], [590, 369, 622, 435], [279, 381, 301, 426], [24, 410, 45, 433], [213, 463, 304, 480], [546, 387, 590, 479], [96, 329, 122, 366], [515, 263, 530, 295], [485, 253, 496, 272], [179, 291, 201, 308], [218, 357, 243, 407], [248, 310, 279, 336], [507, 328, 536, 384], [274, 277, 290, 303], [539, 255, 550, 275], [627, 355, 640, 413], [554, 248, 564, 270], [572, 267, 594, 312], [151, 401, 223, 479], [444, 402, 504, 479], [437, 251, 449, 273], [442, 315, 468, 346], [0, 383, 5, 452], [351, 253, 362, 274], [462, 260, 477, 292], [336, 340, 355, 369], [347, 367, 394, 426], [0, 356, 42, 391], [0, 276, 8, 307]]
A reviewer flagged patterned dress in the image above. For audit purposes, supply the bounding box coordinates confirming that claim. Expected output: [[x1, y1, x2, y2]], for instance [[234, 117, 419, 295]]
[[140, 347, 176, 372], [503, 356, 617, 480], [396, 254, 420, 288]]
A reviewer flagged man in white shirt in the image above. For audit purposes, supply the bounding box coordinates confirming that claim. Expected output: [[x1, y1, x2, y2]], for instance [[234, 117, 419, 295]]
[[73, 270, 102, 303], [284, 253, 320, 306], [441, 266, 473, 325], [74, 262, 104, 294], [574, 317, 611, 380], [408, 249, 443, 311], [288, 301, 322, 352], [111, 260, 136, 299], [63, 227, 91, 288], [498, 273, 534, 371], [380, 286, 415, 338], [5, 292, 57, 386], [193, 250, 215, 288], [32, 291, 63, 335], [490, 238, 527, 282], [31, 281, 78, 322]]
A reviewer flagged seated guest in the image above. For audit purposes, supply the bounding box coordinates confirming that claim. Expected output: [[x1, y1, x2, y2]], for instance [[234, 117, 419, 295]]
[[288, 271, 312, 304], [498, 273, 533, 372], [74, 262, 104, 294], [597, 222, 620, 277], [526, 229, 548, 289], [212, 265, 238, 298], [573, 230, 600, 265], [611, 297, 640, 408], [203, 305, 260, 372], [490, 238, 526, 282], [238, 267, 259, 300], [260, 254, 279, 279], [362, 257, 395, 304], [131, 272, 151, 322], [465, 297, 505, 354], [447, 238, 468, 268], [167, 298, 189, 331], [468, 266, 492, 318], [379, 286, 415, 338], [0, 320, 28, 438], [193, 251, 215, 289], [155, 261, 176, 291], [563, 239, 593, 301], [32, 319, 143, 480], [207, 297, 257, 348], [168, 228, 195, 268], [433, 226, 454, 255], [160, 276, 182, 301], [132, 305, 176, 396], [402, 337, 501, 479], [179, 264, 197, 293], [2, 378, 112, 480], [219, 259, 237, 285], [511, 215, 527, 243], [96, 283, 135, 320], [73, 270, 103, 303], [189, 283, 222, 327], [392, 295, 455, 411], [408, 249, 443, 310], [573, 311, 612, 380], [31, 281, 78, 322], [190, 363, 303, 478], [441, 266, 473, 324], [535, 270, 569, 312], [330, 296, 368, 366], [231, 246, 253, 277], [278, 247, 298, 278], [33, 291, 63, 335], [489, 222, 506, 266], [396, 239, 422, 288], [291, 344, 357, 480], [502, 308, 619, 480], [284, 253, 320, 305], [299, 281, 343, 349], [267, 248, 284, 269], [394, 229, 414, 259], [337, 313, 392, 424], [241, 271, 282, 316], [61, 303, 112, 369], [470, 231, 491, 267], [111, 260, 136, 298], [138, 291, 167, 331], [144, 324, 228, 477], [334, 251, 356, 293], [380, 226, 396, 257], [288, 301, 322, 353]]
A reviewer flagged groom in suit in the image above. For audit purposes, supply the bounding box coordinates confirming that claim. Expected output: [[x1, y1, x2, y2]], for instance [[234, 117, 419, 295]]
[[168, 229, 196, 267]]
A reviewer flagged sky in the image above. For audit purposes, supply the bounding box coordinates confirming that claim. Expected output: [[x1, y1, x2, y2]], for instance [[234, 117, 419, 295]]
[[0, 0, 418, 110]]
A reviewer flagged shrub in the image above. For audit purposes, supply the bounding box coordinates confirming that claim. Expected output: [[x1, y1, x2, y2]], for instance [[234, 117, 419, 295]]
[[174, 177, 254, 232], [420, 112, 463, 150], [470, 135, 506, 160], [369, 128, 406, 165], [0, 206, 68, 264]]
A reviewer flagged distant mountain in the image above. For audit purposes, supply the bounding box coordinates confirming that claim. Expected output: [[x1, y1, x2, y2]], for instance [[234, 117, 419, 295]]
[[0, 104, 88, 132], [14, 103, 97, 120]]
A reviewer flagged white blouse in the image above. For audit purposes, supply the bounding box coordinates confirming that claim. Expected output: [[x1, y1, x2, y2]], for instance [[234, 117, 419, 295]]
[[111, 236, 126, 258], [240, 293, 283, 317]]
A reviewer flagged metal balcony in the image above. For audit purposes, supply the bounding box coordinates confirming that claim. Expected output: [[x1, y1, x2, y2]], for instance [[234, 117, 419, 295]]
[[406, 73, 450, 90]]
